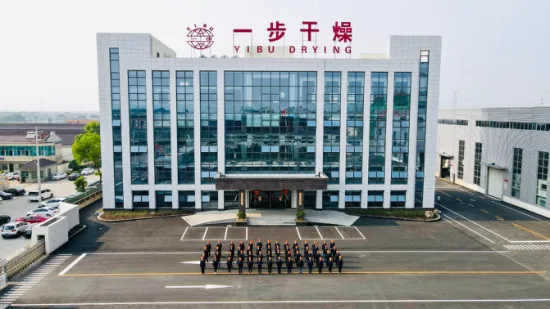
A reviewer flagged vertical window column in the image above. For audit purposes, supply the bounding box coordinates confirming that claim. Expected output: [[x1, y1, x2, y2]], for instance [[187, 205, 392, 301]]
[[391, 72, 412, 184], [474, 143, 482, 186], [153, 71, 171, 184], [511, 148, 523, 198], [176, 71, 195, 184], [128, 70, 148, 185], [346, 72, 364, 184], [536, 151, 548, 207], [414, 51, 429, 206], [368, 72, 388, 184], [323, 72, 341, 184], [109, 48, 123, 208], [458, 140, 465, 180], [200, 71, 218, 184]]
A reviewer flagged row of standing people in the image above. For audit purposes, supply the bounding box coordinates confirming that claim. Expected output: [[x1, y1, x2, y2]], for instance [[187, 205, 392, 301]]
[[200, 239, 344, 274]]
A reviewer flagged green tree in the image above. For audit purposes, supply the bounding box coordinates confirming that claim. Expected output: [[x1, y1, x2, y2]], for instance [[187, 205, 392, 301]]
[[74, 176, 87, 193], [84, 122, 100, 135], [72, 132, 101, 182]]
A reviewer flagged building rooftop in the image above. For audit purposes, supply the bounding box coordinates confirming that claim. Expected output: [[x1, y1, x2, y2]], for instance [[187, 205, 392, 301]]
[[20, 158, 57, 171]]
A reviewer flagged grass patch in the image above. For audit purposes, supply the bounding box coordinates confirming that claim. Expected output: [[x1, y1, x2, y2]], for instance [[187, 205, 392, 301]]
[[346, 208, 430, 219], [101, 209, 193, 220]]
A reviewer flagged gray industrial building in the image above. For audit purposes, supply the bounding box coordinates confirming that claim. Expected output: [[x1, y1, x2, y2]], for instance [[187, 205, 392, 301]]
[[437, 107, 550, 218]]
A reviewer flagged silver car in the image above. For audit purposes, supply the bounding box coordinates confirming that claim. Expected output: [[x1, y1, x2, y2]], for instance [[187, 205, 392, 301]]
[[1, 222, 28, 238]]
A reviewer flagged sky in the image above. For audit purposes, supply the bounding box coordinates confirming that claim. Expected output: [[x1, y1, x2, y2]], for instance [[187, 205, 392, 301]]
[[0, 0, 549, 112]]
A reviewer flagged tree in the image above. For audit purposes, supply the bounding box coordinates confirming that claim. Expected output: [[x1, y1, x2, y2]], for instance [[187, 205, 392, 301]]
[[68, 159, 80, 171], [84, 122, 100, 135], [72, 132, 101, 182], [74, 176, 87, 194]]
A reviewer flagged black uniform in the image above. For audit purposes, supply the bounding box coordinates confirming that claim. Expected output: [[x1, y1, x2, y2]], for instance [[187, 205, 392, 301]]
[[212, 259, 219, 273], [275, 242, 281, 252], [307, 258, 313, 274], [321, 243, 328, 255], [330, 248, 336, 259], [206, 242, 212, 258], [303, 243, 309, 253], [297, 258, 304, 273], [203, 248, 209, 262], [247, 259, 253, 274], [266, 242, 272, 252], [256, 241, 263, 251], [200, 258, 206, 274], [327, 259, 333, 273], [215, 251, 221, 262], [286, 259, 293, 274], [313, 251, 319, 267], [257, 258, 263, 274], [267, 258, 273, 274], [337, 258, 344, 273], [227, 258, 233, 273], [237, 259, 244, 274], [266, 249, 272, 258], [293, 242, 299, 254], [216, 242, 223, 252], [238, 242, 245, 252], [276, 258, 283, 274], [294, 252, 302, 264], [318, 259, 324, 274], [330, 241, 336, 250]]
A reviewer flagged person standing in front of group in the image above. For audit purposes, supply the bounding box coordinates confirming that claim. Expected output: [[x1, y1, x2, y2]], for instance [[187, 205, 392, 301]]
[[227, 256, 233, 274], [297, 256, 304, 274], [216, 240, 223, 253], [286, 256, 293, 274], [239, 240, 245, 253], [206, 240, 211, 260], [200, 255, 206, 274], [327, 256, 334, 273], [307, 256, 313, 274], [337, 255, 344, 273], [267, 256, 273, 274], [247, 256, 254, 274], [276, 256, 283, 274], [318, 257, 324, 274], [212, 256, 219, 274], [237, 256, 244, 275], [257, 256, 263, 274], [203, 246, 209, 263]]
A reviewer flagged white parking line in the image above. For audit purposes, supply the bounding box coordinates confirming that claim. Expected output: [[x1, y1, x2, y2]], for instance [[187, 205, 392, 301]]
[[314, 226, 323, 239], [224, 227, 228, 240], [334, 227, 345, 239], [490, 201, 542, 221], [295, 227, 302, 240], [202, 227, 209, 241], [180, 227, 189, 241], [443, 216, 495, 244], [58, 253, 87, 276], [438, 203, 508, 242], [354, 227, 366, 240], [436, 190, 453, 198]]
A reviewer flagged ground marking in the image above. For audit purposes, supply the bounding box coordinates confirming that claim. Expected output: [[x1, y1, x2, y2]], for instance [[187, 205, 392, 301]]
[[295, 227, 302, 240], [245, 227, 248, 240], [443, 216, 495, 244], [57, 254, 73, 256], [468, 203, 475, 208], [490, 201, 542, 221], [180, 227, 189, 241], [58, 253, 87, 276], [495, 216, 504, 221], [166, 284, 231, 289], [354, 227, 366, 240], [481, 209, 489, 214], [335, 227, 345, 239], [201, 227, 208, 241], [314, 226, 323, 239], [88, 252, 203, 255], [436, 190, 453, 198], [224, 227, 228, 240], [513, 223, 550, 241], [180, 260, 200, 265]]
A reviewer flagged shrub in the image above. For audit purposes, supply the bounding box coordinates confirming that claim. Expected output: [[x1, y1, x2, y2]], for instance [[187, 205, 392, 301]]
[[296, 210, 306, 220], [74, 176, 88, 193], [237, 211, 246, 220], [68, 160, 80, 170]]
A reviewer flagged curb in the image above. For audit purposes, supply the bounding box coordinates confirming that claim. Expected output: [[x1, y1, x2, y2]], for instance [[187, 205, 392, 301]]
[[97, 213, 192, 223], [68, 225, 87, 239], [354, 213, 441, 222]]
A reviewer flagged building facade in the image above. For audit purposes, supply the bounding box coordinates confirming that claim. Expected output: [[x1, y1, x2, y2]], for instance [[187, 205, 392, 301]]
[[97, 33, 441, 210], [438, 107, 550, 217]]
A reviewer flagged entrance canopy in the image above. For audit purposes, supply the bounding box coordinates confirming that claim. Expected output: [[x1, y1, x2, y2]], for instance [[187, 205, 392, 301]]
[[215, 173, 328, 191]]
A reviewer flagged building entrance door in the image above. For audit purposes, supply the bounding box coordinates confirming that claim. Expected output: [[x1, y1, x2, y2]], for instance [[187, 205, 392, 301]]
[[250, 191, 291, 209]]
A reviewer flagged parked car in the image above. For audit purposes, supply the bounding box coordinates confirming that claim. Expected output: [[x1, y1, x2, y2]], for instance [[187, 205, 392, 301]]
[[26, 207, 57, 217], [40, 198, 65, 209], [0, 191, 14, 200], [13, 172, 20, 180], [68, 173, 81, 181], [16, 215, 48, 224], [1, 222, 28, 238], [22, 224, 34, 238], [28, 189, 53, 202], [88, 180, 101, 188], [0, 215, 10, 226], [52, 172, 67, 181], [81, 168, 95, 176], [3, 187, 26, 196], [5, 172, 14, 180]]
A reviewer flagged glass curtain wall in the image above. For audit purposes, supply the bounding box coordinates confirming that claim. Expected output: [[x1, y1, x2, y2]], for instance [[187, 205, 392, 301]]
[[153, 71, 171, 184], [128, 70, 148, 184], [415, 52, 429, 206], [176, 71, 195, 184], [323, 72, 341, 183], [200, 71, 218, 183], [346, 72, 364, 184], [391, 72, 412, 184], [109, 48, 123, 208], [368, 73, 388, 184]]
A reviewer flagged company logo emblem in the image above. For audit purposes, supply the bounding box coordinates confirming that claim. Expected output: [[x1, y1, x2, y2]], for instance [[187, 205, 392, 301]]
[[186, 24, 214, 50]]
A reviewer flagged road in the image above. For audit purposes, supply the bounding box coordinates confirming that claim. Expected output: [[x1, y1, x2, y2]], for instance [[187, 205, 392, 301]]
[[0, 174, 99, 260], [1, 178, 550, 308]]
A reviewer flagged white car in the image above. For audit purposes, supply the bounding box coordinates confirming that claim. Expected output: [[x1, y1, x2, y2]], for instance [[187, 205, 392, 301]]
[[81, 168, 95, 176], [26, 207, 57, 217], [52, 172, 67, 181], [1, 222, 28, 238], [40, 197, 65, 209], [28, 189, 54, 202], [5, 172, 14, 180]]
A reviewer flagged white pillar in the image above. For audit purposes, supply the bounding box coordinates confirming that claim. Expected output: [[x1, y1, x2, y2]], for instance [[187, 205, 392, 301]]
[[218, 190, 225, 210], [384, 72, 395, 209], [170, 70, 178, 209], [315, 69, 325, 175], [362, 71, 371, 209], [291, 190, 298, 209], [217, 70, 225, 210], [316, 190, 322, 209], [146, 70, 155, 206], [339, 71, 348, 208], [406, 69, 419, 209], [193, 70, 202, 210]]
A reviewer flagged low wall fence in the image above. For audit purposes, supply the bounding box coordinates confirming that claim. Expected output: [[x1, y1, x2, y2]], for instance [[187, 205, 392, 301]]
[[5, 239, 46, 279], [65, 186, 103, 209]]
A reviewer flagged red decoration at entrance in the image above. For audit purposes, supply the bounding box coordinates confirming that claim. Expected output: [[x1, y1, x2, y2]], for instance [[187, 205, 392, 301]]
[[253, 190, 260, 196], [282, 189, 288, 196]]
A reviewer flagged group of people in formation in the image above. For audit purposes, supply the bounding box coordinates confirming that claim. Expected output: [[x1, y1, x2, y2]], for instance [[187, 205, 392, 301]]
[[199, 239, 344, 275]]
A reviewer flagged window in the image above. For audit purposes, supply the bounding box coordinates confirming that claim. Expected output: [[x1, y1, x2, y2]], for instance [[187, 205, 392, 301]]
[[346, 72, 365, 184], [129, 70, 148, 185], [322, 191, 339, 209], [367, 191, 384, 207], [132, 191, 149, 209], [368, 72, 388, 184], [224, 71, 317, 174], [474, 143, 482, 186], [536, 151, 548, 207], [345, 191, 361, 208], [390, 191, 406, 207], [438, 119, 468, 126], [323, 72, 341, 183], [153, 71, 171, 184], [391, 72, 412, 184], [201, 191, 218, 209], [415, 52, 429, 207], [201, 71, 217, 183], [304, 191, 316, 209], [177, 71, 195, 184], [178, 191, 195, 208], [224, 191, 240, 209], [511, 148, 523, 198], [475, 120, 549, 131], [458, 140, 465, 180], [155, 191, 173, 208]]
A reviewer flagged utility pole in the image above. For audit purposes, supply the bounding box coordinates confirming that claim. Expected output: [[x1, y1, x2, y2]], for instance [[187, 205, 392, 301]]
[[35, 121, 41, 195]]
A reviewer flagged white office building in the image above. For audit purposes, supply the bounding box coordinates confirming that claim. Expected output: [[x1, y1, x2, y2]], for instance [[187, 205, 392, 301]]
[[97, 33, 442, 210]]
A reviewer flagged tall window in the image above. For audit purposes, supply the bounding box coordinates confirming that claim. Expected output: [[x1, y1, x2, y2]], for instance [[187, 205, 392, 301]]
[[391, 72, 412, 184], [225, 71, 316, 173], [323, 72, 341, 183], [390, 191, 406, 207], [109, 48, 123, 208], [415, 51, 429, 206], [322, 191, 339, 209], [345, 191, 361, 208], [155, 191, 172, 208], [473, 142, 482, 186], [178, 191, 195, 209], [202, 191, 219, 210], [128, 70, 148, 184], [200, 71, 217, 184], [458, 140, 465, 180], [368, 72, 388, 184], [153, 71, 171, 184], [176, 71, 195, 184], [511, 148, 523, 198], [132, 191, 149, 209], [368, 191, 384, 207], [346, 72, 364, 184], [536, 151, 548, 207]]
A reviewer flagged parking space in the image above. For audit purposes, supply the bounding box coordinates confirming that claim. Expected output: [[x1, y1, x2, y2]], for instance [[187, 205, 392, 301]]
[[181, 226, 247, 241], [226, 227, 247, 240], [316, 226, 342, 240]]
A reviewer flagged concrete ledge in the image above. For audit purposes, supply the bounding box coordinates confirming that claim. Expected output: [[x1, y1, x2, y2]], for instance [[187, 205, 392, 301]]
[[360, 214, 441, 222], [503, 196, 550, 219], [97, 213, 189, 222]]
